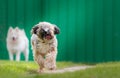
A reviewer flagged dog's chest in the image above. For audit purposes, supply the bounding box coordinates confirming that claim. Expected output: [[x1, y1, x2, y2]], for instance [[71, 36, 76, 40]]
[[35, 41, 52, 54]]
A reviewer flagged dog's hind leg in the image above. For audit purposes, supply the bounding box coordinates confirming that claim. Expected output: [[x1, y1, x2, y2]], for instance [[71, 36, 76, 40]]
[[44, 52, 57, 70], [24, 48, 29, 61]]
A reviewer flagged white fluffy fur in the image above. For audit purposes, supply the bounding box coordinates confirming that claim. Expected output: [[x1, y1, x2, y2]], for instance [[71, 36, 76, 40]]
[[6, 27, 29, 61]]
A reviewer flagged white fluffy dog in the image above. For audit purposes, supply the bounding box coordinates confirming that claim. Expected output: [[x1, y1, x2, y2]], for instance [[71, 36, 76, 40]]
[[6, 27, 29, 61]]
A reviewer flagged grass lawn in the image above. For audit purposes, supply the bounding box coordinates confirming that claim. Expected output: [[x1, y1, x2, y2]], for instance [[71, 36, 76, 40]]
[[0, 60, 120, 78]]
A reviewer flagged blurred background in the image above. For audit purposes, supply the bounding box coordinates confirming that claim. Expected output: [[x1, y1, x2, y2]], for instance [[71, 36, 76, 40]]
[[0, 0, 120, 63]]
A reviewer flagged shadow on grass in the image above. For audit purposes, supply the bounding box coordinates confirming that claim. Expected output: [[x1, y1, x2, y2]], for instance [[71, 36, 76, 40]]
[[27, 69, 38, 74]]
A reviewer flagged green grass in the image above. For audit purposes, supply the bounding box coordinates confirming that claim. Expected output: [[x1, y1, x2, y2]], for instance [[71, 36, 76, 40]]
[[0, 60, 82, 78], [0, 60, 120, 78]]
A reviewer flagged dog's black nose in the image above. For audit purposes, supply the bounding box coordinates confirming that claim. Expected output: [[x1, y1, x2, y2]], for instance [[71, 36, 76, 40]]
[[12, 37, 15, 41]]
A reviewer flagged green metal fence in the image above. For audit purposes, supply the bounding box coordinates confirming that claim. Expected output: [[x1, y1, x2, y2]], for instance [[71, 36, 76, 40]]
[[0, 0, 120, 62]]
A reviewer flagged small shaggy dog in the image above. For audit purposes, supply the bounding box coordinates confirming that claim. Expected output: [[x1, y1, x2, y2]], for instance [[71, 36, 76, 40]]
[[6, 27, 29, 61], [31, 22, 60, 72]]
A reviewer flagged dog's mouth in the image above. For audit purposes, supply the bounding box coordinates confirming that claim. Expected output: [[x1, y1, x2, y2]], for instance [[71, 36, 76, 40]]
[[45, 34, 52, 40]]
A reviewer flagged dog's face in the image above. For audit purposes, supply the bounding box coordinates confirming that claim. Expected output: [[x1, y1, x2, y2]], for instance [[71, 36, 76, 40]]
[[8, 27, 20, 42], [31, 22, 60, 41]]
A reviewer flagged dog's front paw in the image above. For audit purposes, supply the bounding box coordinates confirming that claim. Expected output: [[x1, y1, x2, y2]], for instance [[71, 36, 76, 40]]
[[37, 67, 44, 73], [49, 67, 56, 70], [44, 62, 56, 70], [38, 69, 44, 73]]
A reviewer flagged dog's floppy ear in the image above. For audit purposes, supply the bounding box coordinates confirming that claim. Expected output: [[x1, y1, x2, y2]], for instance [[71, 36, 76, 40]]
[[54, 26, 60, 34], [31, 25, 39, 34]]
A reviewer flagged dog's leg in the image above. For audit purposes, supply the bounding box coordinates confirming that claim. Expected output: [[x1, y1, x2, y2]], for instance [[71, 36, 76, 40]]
[[16, 52, 20, 61], [35, 53, 44, 73], [24, 48, 29, 61], [9, 52, 13, 61]]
